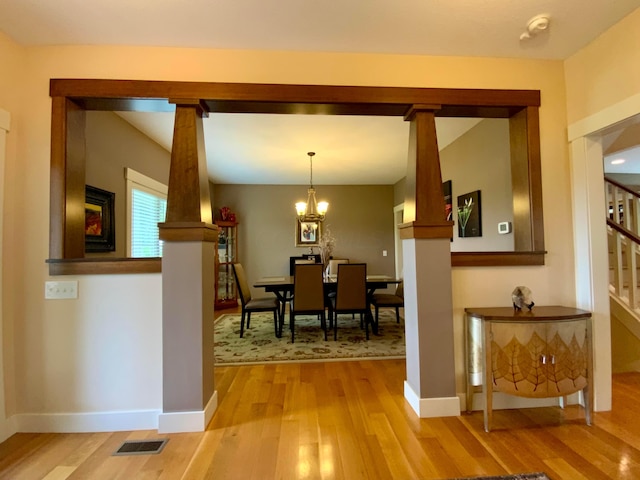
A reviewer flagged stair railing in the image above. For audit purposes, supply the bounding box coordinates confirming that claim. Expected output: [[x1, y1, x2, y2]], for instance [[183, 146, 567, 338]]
[[605, 177, 640, 310]]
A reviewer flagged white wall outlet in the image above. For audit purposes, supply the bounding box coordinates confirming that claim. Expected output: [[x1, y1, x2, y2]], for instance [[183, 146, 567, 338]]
[[382, 250, 388, 257], [498, 221, 512, 234], [45, 280, 78, 299]]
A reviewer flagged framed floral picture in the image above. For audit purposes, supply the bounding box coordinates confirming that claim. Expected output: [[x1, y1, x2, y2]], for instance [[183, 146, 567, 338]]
[[295, 220, 321, 247], [85, 185, 115, 252], [457, 190, 482, 238]]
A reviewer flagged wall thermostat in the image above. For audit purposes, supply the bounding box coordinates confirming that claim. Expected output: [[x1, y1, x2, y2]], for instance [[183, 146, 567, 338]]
[[498, 222, 512, 234]]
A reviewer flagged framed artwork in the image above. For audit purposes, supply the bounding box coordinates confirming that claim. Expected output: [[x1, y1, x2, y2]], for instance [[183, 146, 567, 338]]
[[443, 180, 453, 222], [296, 220, 322, 247], [85, 185, 115, 252], [457, 190, 482, 238]]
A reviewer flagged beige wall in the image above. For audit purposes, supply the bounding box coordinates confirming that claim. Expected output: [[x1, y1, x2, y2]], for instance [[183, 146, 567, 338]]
[[214, 184, 396, 296], [565, 7, 640, 124], [86, 112, 170, 258], [0, 32, 27, 421], [2, 40, 582, 427]]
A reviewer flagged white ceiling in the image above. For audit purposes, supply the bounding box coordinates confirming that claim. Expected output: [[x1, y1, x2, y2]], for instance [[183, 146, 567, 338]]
[[3, 0, 640, 184], [2, 0, 639, 60], [116, 112, 481, 185]]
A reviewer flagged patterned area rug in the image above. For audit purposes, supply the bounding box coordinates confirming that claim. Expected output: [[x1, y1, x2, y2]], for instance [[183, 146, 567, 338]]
[[214, 310, 405, 365], [447, 474, 551, 480]]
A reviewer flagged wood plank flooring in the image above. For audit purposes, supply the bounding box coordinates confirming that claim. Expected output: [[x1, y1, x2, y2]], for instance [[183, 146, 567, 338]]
[[1, 310, 639, 479]]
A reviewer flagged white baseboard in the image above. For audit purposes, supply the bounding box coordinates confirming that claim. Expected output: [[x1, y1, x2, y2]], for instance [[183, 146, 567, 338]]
[[12, 409, 161, 433], [6, 390, 219, 435], [404, 381, 461, 418], [158, 390, 218, 433]]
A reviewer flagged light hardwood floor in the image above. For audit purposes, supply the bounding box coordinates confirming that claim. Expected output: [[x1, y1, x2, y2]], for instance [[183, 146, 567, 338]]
[[1, 309, 639, 479]]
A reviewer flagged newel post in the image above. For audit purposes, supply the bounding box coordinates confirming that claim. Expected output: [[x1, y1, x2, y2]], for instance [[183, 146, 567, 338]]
[[158, 99, 218, 433], [400, 105, 459, 418]]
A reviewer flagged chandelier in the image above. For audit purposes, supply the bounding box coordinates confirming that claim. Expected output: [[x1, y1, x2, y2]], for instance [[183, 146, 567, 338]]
[[295, 152, 329, 222]]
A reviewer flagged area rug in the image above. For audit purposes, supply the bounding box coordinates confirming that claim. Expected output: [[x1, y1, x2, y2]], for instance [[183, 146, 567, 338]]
[[214, 310, 405, 365], [446, 474, 551, 480]]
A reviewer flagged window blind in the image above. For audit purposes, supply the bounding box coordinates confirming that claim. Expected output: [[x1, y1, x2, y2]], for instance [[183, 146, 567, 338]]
[[131, 188, 167, 258]]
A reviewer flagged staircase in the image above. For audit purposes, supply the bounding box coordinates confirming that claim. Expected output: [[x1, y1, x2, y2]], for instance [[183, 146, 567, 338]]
[[605, 177, 640, 372]]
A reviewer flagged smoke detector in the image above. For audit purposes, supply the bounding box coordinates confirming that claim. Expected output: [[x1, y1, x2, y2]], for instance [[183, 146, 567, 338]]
[[520, 14, 550, 40]]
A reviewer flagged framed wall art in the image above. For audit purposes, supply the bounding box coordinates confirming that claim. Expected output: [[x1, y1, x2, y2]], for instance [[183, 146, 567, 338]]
[[443, 180, 453, 222], [295, 220, 321, 247], [457, 190, 482, 238], [85, 185, 115, 252]]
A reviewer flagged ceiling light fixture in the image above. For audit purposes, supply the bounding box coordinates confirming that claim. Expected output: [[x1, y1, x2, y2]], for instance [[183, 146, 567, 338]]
[[295, 152, 328, 223], [520, 14, 551, 41], [611, 159, 626, 165]]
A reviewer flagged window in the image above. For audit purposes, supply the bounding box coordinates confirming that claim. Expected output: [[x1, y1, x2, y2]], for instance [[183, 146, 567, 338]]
[[126, 168, 167, 258]]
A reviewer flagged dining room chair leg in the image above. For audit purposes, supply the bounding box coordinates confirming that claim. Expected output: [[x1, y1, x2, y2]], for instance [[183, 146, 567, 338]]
[[273, 310, 279, 337], [246, 312, 251, 330], [364, 313, 370, 340], [240, 311, 246, 338], [395, 306, 400, 323], [320, 313, 327, 341], [290, 313, 295, 343]]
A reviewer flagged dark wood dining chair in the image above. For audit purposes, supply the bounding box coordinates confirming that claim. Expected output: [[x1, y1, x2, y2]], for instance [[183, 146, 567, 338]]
[[328, 263, 371, 340], [232, 263, 281, 338], [370, 281, 404, 326], [290, 263, 327, 342]]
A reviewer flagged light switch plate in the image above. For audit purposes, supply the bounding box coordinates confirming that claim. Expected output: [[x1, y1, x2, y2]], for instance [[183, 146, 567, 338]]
[[45, 281, 78, 299]]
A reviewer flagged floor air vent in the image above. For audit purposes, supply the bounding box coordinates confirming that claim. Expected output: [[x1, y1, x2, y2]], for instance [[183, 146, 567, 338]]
[[113, 439, 168, 456]]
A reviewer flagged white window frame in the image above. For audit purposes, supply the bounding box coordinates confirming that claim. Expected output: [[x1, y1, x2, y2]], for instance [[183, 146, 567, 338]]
[[125, 168, 168, 257]]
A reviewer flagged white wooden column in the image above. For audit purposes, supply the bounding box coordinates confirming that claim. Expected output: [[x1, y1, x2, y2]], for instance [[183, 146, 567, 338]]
[[158, 100, 218, 433], [400, 106, 459, 417], [569, 135, 612, 411]]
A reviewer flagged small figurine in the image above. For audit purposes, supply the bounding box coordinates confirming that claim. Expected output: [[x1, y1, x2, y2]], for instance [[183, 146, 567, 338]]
[[512, 286, 535, 311]]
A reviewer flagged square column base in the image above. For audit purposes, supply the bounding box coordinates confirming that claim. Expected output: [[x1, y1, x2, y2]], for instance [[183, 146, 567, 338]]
[[404, 381, 460, 418], [158, 390, 218, 433]]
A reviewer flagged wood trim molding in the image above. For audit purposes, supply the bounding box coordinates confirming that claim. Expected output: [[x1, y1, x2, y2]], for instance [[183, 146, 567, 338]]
[[46, 257, 161, 275], [451, 251, 546, 267], [399, 222, 454, 240], [47, 79, 545, 273], [158, 222, 218, 242]]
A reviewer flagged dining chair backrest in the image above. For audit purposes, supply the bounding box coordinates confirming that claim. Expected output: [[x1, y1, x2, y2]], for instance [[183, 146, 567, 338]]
[[293, 263, 325, 312], [289, 254, 320, 275], [335, 263, 367, 310], [232, 263, 252, 305]]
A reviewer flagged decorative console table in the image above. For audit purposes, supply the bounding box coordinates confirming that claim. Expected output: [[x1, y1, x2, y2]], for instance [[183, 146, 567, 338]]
[[464, 306, 593, 432]]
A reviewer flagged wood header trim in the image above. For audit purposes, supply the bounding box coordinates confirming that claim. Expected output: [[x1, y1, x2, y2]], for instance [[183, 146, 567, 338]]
[[46, 257, 161, 275], [158, 222, 218, 242], [399, 222, 454, 239]]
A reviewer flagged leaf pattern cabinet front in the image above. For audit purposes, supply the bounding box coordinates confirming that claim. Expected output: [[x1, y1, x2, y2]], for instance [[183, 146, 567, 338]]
[[490, 320, 588, 398]]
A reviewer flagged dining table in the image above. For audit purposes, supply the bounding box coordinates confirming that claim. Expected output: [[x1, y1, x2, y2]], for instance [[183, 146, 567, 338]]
[[254, 274, 402, 336]]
